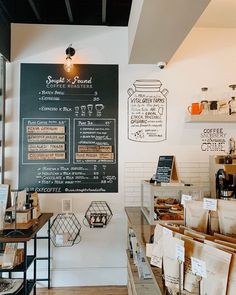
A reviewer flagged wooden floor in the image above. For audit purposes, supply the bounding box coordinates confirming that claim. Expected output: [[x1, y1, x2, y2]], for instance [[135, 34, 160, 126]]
[[36, 286, 128, 295]]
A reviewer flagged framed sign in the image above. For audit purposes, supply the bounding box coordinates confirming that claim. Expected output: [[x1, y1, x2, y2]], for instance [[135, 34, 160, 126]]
[[155, 155, 178, 183], [19, 64, 118, 193]]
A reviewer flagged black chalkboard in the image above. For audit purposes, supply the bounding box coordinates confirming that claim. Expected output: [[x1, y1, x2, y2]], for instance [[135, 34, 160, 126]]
[[0, 10, 10, 61], [155, 156, 175, 183], [19, 64, 118, 193]]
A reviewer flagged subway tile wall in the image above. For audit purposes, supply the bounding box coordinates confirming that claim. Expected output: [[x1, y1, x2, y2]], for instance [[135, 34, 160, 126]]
[[124, 162, 210, 206]]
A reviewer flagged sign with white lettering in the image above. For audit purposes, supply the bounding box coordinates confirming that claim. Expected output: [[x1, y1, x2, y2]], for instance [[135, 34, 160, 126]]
[[19, 64, 118, 193]]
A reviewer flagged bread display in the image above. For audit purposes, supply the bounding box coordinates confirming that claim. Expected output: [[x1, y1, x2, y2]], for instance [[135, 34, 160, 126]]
[[154, 196, 184, 221]]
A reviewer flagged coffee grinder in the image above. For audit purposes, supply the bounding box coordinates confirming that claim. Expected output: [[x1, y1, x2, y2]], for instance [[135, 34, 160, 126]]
[[216, 169, 236, 199]]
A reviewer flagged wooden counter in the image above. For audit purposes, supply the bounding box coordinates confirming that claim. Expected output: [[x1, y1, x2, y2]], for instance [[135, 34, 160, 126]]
[[125, 207, 165, 295]]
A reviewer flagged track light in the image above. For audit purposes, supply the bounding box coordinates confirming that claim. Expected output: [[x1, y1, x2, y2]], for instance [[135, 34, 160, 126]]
[[64, 44, 75, 72]]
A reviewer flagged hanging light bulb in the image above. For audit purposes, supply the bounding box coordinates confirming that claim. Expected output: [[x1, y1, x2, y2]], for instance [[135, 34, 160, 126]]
[[64, 44, 75, 72]]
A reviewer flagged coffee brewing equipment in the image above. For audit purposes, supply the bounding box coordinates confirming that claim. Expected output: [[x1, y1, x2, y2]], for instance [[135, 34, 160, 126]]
[[216, 169, 236, 199], [214, 138, 236, 199], [215, 138, 236, 199]]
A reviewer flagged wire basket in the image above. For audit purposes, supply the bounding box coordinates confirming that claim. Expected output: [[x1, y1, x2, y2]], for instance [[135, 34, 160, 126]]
[[50, 213, 81, 247], [84, 201, 113, 228]]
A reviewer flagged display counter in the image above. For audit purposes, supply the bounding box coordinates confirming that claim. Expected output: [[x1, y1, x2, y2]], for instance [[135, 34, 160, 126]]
[[125, 207, 165, 295]]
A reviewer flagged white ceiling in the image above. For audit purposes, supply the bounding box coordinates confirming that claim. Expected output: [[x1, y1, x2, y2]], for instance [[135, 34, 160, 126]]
[[128, 0, 236, 64], [196, 0, 236, 28]]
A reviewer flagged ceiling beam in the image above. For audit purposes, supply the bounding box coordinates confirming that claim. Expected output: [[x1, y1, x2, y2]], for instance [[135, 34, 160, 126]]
[[0, 1, 12, 22], [102, 0, 107, 24], [128, 0, 211, 64], [65, 0, 74, 23], [28, 0, 41, 22]]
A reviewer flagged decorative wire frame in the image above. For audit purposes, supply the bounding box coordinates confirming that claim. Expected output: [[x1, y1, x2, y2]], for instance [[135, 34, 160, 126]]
[[50, 213, 81, 247], [84, 201, 113, 228]]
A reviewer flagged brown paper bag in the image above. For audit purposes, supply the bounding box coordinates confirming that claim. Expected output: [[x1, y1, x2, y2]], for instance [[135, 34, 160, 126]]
[[185, 200, 209, 233], [214, 239, 236, 250], [183, 238, 204, 293], [214, 232, 236, 244], [209, 210, 219, 234], [204, 240, 235, 295], [227, 253, 236, 295], [204, 239, 235, 253], [162, 236, 184, 294], [201, 244, 232, 295], [218, 200, 236, 237], [151, 223, 173, 268]]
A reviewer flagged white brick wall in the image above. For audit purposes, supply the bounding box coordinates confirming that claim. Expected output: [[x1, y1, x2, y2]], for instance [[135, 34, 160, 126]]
[[124, 161, 210, 206]]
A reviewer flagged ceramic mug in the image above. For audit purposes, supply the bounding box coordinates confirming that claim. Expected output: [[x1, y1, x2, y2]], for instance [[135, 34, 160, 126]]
[[209, 100, 218, 111], [188, 102, 202, 115]]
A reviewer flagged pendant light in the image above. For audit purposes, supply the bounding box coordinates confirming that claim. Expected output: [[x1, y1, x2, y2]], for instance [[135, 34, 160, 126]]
[[64, 44, 75, 73]]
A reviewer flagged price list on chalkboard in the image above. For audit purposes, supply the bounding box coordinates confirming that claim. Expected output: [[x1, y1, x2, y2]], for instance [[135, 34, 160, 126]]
[[19, 64, 118, 193], [155, 155, 175, 183]]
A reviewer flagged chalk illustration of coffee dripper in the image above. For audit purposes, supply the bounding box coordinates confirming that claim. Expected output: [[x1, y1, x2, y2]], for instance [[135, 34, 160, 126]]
[[95, 104, 104, 117], [80, 105, 86, 116], [87, 104, 93, 116], [75, 106, 80, 113]]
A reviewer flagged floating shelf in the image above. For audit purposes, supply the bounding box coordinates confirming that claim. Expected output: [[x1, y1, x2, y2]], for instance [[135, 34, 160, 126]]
[[185, 113, 236, 123]]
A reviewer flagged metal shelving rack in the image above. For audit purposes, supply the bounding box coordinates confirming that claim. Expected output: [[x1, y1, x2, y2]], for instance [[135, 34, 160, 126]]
[[0, 213, 52, 295]]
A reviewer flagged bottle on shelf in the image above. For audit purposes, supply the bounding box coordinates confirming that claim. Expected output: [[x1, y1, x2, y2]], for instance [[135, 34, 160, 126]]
[[228, 84, 236, 115], [200, 87, 209, 115]]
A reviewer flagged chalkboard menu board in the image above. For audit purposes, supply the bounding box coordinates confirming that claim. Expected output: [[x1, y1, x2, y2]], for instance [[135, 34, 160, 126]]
[[19, 64, 118, 193], [155, 155, 176, 183]]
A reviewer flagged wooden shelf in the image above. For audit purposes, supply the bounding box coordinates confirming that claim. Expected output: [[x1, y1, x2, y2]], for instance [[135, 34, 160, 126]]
[[125, 207, 165, 295], [127, 251, 160, 295], [185, 113, 236, 123], [0, 255, 35, 272]]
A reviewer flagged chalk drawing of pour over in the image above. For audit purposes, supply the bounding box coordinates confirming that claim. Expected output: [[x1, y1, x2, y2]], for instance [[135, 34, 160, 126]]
[[87, 104, 93, 116], [95, 104, 104, 117], [80, 105, 86, 116]]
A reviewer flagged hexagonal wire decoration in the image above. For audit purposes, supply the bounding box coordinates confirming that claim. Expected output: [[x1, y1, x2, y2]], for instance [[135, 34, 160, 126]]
[[50, 213, 81, 247], [84, 201, 113, 228]]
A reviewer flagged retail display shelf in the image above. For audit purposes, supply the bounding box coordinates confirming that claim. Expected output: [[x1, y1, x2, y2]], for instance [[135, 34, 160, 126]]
[[0, 255, 35, 272], [18, 279, 35, 295], [185, 113, 236, 122]]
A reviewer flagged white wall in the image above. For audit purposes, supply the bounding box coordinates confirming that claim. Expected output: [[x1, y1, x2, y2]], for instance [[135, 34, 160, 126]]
[[5, 24, 236, 286]]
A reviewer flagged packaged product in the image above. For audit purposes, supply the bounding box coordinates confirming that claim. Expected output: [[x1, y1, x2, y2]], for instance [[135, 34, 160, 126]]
[[162, 236, 184, 294], [151, 223, 170, 268], [185, 200, 209, 233], [214, 232, 236, 244], [227, 253, 236, 295], [209, 210, 219, 234], [183, 238, 203, 293], [201, 244, 231, 295], [218, 200, 236, 237]]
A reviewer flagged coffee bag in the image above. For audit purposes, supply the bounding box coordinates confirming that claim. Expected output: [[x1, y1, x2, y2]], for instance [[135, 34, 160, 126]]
[[185, 200, 209, 233]]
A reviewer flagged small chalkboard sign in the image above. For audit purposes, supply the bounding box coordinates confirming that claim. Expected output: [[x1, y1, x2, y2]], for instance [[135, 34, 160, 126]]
[[155, 155, 178, 183]]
